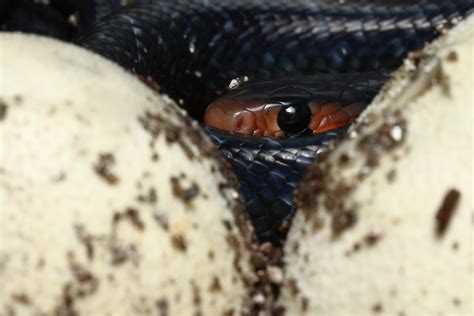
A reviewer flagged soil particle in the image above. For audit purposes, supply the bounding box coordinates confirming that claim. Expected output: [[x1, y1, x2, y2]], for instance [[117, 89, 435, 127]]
[[287, 278, 300, 296], [93, 153, 119, 185], [110, 243, 139, 266], [153, 210, 170, 231], [435, 188, 461, 237], [69, 261, 99, 298], [156, 298, 169, 316], [339, 152, 351, 164], [113, 208, 145, 232], [170, 234, 187, 252], [0, 100, 8, 121], [191, 281, 202, 314], [364, 230, 383, 246], [54, 253, 99, 316], [170, 176, 200, 204], [137, 187, 158, 204], [372, 303, 383, 313], [453, 297, 461, 306], [446, 51, 458, 62], [11, 293, 31, 305], [74, 224, 95, 260], [386, 169, 397, 183], [332, 209, 358, 237], [432, 64, 451, 96], [13, 95, 23, 104], [209, 276, 222, 292], [452, 241, 459, 251], [222, 309, 235, 316], [301, 297, 309, 312]]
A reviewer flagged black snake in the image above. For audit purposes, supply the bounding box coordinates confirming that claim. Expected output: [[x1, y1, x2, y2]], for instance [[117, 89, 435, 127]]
[[2, 0, 473, 243]]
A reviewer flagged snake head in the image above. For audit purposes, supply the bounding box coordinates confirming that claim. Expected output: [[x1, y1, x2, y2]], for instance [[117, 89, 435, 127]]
[[204, 95, 366, 138]]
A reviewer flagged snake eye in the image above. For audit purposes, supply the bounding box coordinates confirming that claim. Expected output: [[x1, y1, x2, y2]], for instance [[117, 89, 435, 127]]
[[277, 103, 312, 136]]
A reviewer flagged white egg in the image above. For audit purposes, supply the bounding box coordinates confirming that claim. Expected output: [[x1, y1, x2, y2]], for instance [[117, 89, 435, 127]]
[[0, 33, 255, 316], [280, 15, 474, 316]]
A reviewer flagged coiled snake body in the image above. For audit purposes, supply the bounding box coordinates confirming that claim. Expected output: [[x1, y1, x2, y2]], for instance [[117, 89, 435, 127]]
[[2, 0, 473, 242]]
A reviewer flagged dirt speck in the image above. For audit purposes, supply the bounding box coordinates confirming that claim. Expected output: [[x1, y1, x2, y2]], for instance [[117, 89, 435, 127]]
[[0, 100, 8, 121], [54, 253, 100, 315], [170, 176, 200, 204], [110, 243, 139, 266], [137, 187, 158, 204], [171, 234, 187, 252], [74, 224, 95, 260], [153, 210, 169, 231], [364, 230, 383, 246], [156, 298, 169, 316], [451, 241, 459, 251], [11, 293, 31, 305], [435, 188, 461, 237], [332, 209, 357, 237], [94, 153, 119, 185], [446, 51, 458, 62], [386, 169, 397, 183], [113, 208, 145, 232], [209, 276, 222, 292], [372, 303, 383, 313], [14, 95, 23, 104]]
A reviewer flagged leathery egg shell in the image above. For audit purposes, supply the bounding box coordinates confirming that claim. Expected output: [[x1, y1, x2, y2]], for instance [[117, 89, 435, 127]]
[[280, 14, 474, 316], [0, 33, 255, 316]]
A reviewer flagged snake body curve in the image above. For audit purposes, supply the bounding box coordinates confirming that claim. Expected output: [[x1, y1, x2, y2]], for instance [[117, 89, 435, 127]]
[[2, 0, 473, 242]]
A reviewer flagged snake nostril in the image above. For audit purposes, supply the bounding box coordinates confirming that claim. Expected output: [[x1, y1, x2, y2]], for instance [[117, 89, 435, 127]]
[[235, 115, 245, 130], [231, 110, 256, 134]]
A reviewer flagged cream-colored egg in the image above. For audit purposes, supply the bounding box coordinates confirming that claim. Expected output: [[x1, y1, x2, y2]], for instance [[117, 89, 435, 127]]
[[0, 33, 255, 316], [280, 15, 474, 316]]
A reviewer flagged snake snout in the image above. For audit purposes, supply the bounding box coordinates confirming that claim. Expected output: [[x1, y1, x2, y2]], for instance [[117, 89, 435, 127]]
[[204, 97, 259, 135]]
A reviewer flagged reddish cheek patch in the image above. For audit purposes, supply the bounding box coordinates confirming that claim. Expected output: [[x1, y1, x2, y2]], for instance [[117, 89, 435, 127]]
[[310, 101, 366, 133]]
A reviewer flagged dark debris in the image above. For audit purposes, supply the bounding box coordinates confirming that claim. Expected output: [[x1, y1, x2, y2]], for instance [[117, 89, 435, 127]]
[[93, 153, 119, 185], [435, 188, 461, 237]]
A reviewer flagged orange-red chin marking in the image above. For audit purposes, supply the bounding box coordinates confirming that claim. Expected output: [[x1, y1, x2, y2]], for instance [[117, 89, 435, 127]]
[[309, 101, 366, 134]]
